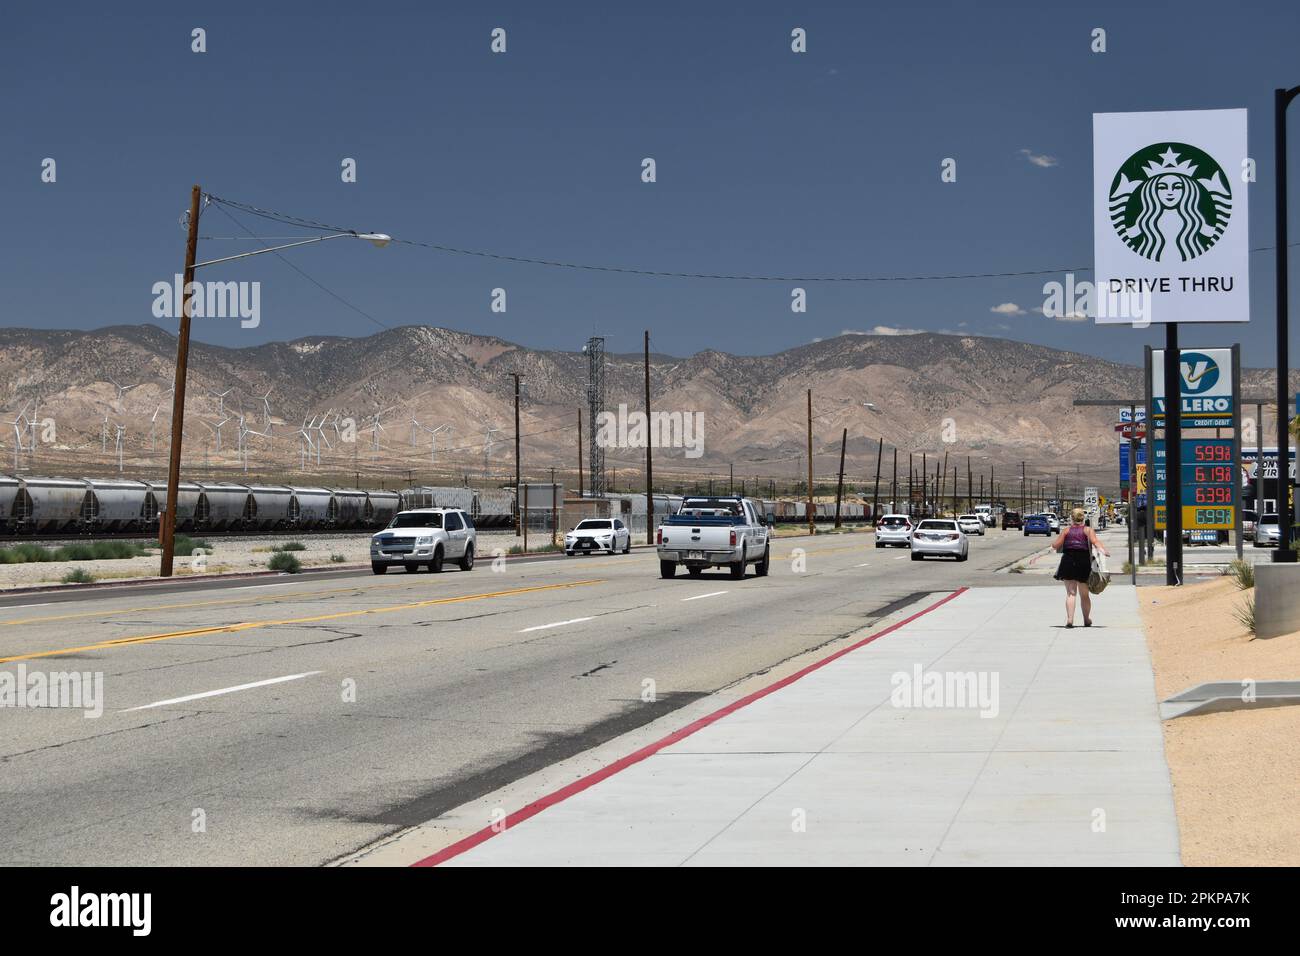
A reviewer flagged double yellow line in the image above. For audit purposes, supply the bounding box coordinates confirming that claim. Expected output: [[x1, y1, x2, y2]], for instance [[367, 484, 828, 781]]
[[0, 579, 604, 665]]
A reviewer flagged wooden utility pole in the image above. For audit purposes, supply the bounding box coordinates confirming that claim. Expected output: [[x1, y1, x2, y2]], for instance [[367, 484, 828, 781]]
[[512, 373, 522, 536], [833, 427, 846, 529], [891, 448, 898, 517], [967, 456, 973, 513], [806, 389, 814, 534], [644, 330, 654, 544], [160, 184, 202, 577]]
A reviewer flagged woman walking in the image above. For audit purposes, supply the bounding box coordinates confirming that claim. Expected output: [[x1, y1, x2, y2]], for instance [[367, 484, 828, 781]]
[[1052, 507, 1109, 628]]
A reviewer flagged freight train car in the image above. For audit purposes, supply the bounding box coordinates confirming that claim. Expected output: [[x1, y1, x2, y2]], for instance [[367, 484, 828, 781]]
[[242, 485, 293, 530], [364, 490, 400, 526], [286, 486, 333, 528], [195, 482, 252, 531], [81, 478, 153, 532], [329, 488, 368, 527], [148, 480, 202, 531], [12, 477, 88, 533], [0, 476, 21, 532]]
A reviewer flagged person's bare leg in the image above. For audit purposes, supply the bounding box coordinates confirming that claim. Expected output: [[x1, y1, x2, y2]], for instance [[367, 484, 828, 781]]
[[1081, 587, 1092, 625], [1064, 581, 1076, 625]]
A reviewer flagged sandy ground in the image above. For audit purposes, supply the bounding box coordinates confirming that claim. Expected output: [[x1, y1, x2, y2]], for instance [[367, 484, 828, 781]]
[[1139, 575, 1300, 866], [0, 530, 522, 589]]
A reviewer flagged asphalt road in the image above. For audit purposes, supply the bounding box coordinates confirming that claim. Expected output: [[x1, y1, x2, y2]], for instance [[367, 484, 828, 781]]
[[0, 527, 1055, 865]]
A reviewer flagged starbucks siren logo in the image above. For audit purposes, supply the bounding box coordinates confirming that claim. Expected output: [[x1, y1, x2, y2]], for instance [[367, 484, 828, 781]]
[[1108, 143, 1231, 262]]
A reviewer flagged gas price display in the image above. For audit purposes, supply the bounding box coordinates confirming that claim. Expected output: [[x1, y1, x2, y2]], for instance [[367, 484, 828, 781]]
[[1153, 438, 1236, 530]]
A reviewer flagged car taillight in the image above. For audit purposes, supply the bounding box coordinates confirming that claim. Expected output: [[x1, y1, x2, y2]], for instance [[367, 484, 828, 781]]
[[657, 528, 663, 545], [730, 529, 737, 546], [946, 533, 960, 540]]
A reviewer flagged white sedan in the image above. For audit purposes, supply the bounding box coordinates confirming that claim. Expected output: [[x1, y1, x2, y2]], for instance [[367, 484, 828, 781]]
[[957, 514, 985, 536], [910, 519, 970, 562], [565, 518, 632, 555]]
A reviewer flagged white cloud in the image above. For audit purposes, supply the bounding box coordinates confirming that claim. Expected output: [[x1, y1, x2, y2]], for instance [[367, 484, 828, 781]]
[[990, 302, 1027, 316], [1019, 148, 1059, 168]]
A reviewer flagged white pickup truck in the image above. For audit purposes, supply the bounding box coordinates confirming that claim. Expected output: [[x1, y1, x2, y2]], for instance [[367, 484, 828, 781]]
[[656, 495, 772, 579]]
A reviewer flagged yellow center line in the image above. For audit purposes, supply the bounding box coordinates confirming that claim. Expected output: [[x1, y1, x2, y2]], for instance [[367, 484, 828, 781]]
[[0, 579, 604, 665]]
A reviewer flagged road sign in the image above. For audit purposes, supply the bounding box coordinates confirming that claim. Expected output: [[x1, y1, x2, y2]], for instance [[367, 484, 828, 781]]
[[1092, 109, 1250, 326], [1120, 443, 1148, 483], [1152, 348, 1234, 426], [1153, 438, 1235, 530]]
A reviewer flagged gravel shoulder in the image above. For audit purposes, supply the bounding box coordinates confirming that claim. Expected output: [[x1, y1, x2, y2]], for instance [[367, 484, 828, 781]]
[[1138, 576, 1300, 866]]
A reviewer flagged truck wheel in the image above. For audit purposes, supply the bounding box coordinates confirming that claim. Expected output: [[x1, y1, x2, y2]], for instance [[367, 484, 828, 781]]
[[430, 546, 444, 573], [660, 560, 676, 579], [729, 550, 746, 580], [911, 552, 922, 561], [404, 563, 420, 573], [371, 562, 387, 575], [458, 544, 474, 571], [756, 545, 770, 576]]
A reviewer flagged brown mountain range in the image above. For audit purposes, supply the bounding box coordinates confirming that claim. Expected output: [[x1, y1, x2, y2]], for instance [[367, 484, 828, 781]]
[[0, 324, 1290, 496]]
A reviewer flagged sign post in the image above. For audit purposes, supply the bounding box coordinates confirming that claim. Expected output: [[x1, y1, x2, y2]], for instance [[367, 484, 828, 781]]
[[1095, 109, 1250, 586]]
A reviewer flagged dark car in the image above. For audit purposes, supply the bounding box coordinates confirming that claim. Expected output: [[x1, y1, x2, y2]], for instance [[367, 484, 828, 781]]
[[1001, 511, 1022, 530], [1023, 514, 1051, 536]]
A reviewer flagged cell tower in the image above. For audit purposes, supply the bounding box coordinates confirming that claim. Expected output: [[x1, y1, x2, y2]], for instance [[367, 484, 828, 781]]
[[584, 336, 607, 497]]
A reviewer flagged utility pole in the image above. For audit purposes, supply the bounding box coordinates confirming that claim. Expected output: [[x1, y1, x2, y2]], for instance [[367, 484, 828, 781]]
[[907, 453, 913, 518], [921, 452, 927, 517], [644, 330, 654, 544], [966, 456, 972, 513], [806, 389, 814, 535], [834, 428, 846, 529], [160, 183, 202, 577], [1021, 460, 1026, 515], [577, 408, 584, 498], [512, 372, 523, 536], [872, 438, 883, 523], [1273, 85, 1300, 563]]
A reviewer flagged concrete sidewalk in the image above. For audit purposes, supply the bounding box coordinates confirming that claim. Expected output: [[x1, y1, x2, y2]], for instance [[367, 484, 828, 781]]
[[432, 586, 1181, 866]]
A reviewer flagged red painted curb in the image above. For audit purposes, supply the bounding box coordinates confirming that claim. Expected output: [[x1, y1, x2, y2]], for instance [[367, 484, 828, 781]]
[[411, 586, 969, 867]]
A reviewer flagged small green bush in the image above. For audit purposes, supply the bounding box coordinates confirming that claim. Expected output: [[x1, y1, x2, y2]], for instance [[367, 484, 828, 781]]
[[268, 551, 302, 573], [273, 541, 307, 552], [330, 553, 346, 563], [1232, 595, 1256, 635], [1226, 559, 1254, 590], [173, 535, 211, 555], [62, 567, 95, 584]]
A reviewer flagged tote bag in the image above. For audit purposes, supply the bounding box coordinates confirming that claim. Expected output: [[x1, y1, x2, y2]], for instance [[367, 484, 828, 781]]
[[1087, 547, 1111, 595]]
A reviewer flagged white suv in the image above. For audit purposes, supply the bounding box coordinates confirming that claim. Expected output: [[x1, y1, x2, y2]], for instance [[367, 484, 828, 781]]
[[875, 514, 914, 548], [371, 508, 476, 574]]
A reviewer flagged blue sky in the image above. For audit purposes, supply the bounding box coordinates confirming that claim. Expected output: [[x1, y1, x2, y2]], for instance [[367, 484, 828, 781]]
[[4, 0, 1299, 365]]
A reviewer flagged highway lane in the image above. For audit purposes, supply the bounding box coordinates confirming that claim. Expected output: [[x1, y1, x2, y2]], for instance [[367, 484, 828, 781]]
[[0, 528, 1054, 865]]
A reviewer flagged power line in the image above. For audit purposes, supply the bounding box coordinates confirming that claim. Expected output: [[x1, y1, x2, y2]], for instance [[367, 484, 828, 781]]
[[204, 191, 1300, 284]]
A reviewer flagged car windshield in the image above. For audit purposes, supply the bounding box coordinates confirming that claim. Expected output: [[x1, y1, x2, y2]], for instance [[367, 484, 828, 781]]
[[575, 520, 612, 530], [917, 520, 956, 531], [959, 515, 978, 521], [388, 512, 443, 529], [1259, 515, 1279, 525]]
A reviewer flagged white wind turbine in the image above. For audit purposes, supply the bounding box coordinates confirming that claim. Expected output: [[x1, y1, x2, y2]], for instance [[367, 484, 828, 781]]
[[367, 405, 395, 461], [207, 416, 231, 455], [209, 387, 234, 418], [483, 425, 503, 476], [113, 423, 127, 473], [109, 379, 139, 409], [296, 419, 318, 469], [259, 388, 274, 451], [7, 402, 32, 471]]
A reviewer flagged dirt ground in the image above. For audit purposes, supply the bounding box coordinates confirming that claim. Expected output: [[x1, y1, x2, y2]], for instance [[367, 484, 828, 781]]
[[1139, 575, 1300, 866]]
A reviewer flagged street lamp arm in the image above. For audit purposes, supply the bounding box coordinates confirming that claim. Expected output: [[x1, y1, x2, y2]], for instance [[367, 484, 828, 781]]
[[193, 232, 391, 269]]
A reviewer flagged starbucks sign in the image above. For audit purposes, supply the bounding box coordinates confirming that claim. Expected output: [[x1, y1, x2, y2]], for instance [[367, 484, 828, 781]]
[[1093, 109, 1249, 324]]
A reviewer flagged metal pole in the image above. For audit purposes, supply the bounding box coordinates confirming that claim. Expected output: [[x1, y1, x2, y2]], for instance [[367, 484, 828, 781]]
[[1128, 403, 1136, 585], [1021, 460, 1026, 515], [806, 389, 814, 534], [160, 184, 202, 577], [834, 428, 846, 529], [513, 373, 522, 537], [1274, 86, 1300, 562], [577, 408, 584, 498], [872, 438, 883, 523], [551, 469, 557, 548], [1232, 345, 1243, 560], [645, 330, 655, 545], [1164, 327, 1184, 585], [1256, 400, 1265, 529], [523, 483, 528, 553], [1144, 345, 1155, 562]]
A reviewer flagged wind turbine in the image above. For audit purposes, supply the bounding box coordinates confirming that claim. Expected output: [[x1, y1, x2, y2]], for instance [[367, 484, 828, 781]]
[[151, 404, 164, 453], [259, 388, 274, 451], [109, 379, 138, 409], [367, 405, 395, 461], [7, 403, 31, 471], [483, 425, 503, 476], [208, 416, 231, 455], [296, 423, 317, 469], [113, 423, 127, 473], [210, 387, 234, 418]]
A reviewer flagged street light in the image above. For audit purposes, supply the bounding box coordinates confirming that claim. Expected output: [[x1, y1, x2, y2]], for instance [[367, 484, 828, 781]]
[[1273, 85, 1300, 563], [159, 185, 388, 576]]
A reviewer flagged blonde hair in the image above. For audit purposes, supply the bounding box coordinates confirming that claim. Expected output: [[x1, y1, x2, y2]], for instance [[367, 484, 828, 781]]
[[1071, 508, 1086, 524]]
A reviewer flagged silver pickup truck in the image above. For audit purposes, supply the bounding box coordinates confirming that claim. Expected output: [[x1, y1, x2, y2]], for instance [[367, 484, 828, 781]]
[[656, 495, 772, 579]]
